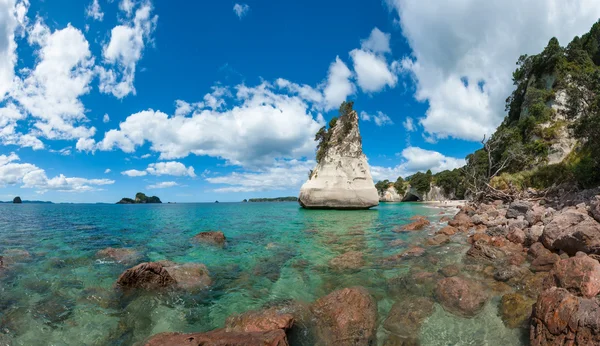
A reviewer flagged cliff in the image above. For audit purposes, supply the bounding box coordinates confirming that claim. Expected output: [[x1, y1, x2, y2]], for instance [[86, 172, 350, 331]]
[[117, 192, 162, 204], [378, 184, 455, 202], [299, 102, 379, 209]]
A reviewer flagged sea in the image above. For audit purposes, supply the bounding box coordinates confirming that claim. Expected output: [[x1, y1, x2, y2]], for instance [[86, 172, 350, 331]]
[[0, 202, 527, 345]]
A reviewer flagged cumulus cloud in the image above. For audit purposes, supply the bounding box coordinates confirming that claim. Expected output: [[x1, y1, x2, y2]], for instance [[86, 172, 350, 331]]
[[371, 146, 465, 181], [104, 168, 111, 173], [103, 113, 110, 123], [0, 19, 96, 149], [0, 0, 28, 101], [121, 161, 196, 177], [350, 27, 399, 93], [403, 117, 415, 131], [206, 159, 314, 193], [0, 152, 114, 192], [233, 3, 250, 19], [97, 81, 324, 167], [361, 27, 391, 54], [147, 181, 178, 189], [322, 57, 355, 111], [386, 0, 600, 141], [360, 111, 393, 126], [86, 0, 104, 21], [121, 169, 147, 177], [98, 1, 157, 98]]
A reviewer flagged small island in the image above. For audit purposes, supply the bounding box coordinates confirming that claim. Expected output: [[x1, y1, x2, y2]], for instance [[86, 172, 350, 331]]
[[117, 192, 162, 204], [247, 197, 298, 202], [13, 197, 22, 204]]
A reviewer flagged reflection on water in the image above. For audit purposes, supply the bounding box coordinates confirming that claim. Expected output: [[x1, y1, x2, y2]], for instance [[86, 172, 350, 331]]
[[0, 202, 526, 345]]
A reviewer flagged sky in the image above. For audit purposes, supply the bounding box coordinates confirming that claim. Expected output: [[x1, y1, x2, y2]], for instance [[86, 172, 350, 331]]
[[1, 0, 600, 203]]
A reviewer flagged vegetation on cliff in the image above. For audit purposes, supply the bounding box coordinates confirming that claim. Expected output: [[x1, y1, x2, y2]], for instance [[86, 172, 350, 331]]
[[117, 192, 162, 204], [314, 101, 357, 164]]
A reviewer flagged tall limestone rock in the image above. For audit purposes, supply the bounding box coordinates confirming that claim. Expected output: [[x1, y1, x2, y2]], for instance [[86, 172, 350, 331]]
[[299, 103, 379, 209]]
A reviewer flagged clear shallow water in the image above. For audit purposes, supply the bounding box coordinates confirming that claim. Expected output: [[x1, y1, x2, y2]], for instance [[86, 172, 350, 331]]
[[0, 202, 526, 345]]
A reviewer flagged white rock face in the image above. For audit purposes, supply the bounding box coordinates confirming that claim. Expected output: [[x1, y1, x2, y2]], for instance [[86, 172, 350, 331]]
[[299, 110, 379, 209], [379, 186, 402, 202]]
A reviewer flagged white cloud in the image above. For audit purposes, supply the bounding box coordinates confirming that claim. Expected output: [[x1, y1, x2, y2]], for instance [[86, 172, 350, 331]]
[[0, 152, 114, 192], [103, 113, 110, 123], [147, 181, 178, 189], [146, 161, 196, 177], [371, 146, 465, 181], [0, 0, 28, 102], [360, 111, 393, 126], [121, 169, 147, 177], [386, 0, 600, 141], [206, 159, 313, 193], [98, 1, 157, 98], [361, 27, 391, 54], [403, 117, 415, 132], [140, 153, 151, 159], [104, 168, 111, 173], [1, 19, 96, 149], [86, 0, 104, 21], [119, 0, 135, 16], [322, 57, 355, 111], [233, 3, 250, 19], [97, 81, 324, 168], [350, 48, 398, 93]]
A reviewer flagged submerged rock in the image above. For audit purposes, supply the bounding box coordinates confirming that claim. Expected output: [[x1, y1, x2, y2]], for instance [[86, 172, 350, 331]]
[[383, 296, 435, 344], [329, 251, 365, 271], [530, 253, 560, 272], [144, 329, 289, 346], [500, 293, 533, 329], [435, 277, 488, 318], [116, 261, 211, 292], [298, 104, 379, 210], [225, 307, 294, 333], [311, 287, 377, 345], [193, 231, 226, 246], [96, 247, 141, 263], [400, 218, 431, 231]]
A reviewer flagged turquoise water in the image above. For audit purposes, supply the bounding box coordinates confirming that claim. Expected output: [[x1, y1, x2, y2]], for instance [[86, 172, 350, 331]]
[[0, 202, 526, 345]]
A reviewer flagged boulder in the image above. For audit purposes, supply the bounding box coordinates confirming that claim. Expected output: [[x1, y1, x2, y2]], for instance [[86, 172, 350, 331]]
[[329, 251, 365, 271], [117, 262, 211, 292], [528, 242, 551, 259], [439, 265, 460, 277], [591, 196, 600, 223], [448, 212, 473, 229], [96, 247, 141, 263], [311, 287, 377, 346], [466, 241, 506, 263], [298, 109, 379, 209], [383, 296, 435, 343], [164, 263, 212, 291], [144, 329, 289, 346], [425, 234, 449, 246], [493, 265, 527, 282], [545, 254, 600, 298], [436, 226, 457, 236], [525, 225, 544, 246], [506, 200, 532, 219], [530, 253, 560, 272], [500, 293, 533, 329], [400, 218, 430, 231], [541, 209, 600, 255], [530, 287, 600, 346], [388, 271, 440, 298], [225, 307, 294, 333], [193, 231, 226, 246], [435, 277, 488, 318], [507, 229, 526, 244]]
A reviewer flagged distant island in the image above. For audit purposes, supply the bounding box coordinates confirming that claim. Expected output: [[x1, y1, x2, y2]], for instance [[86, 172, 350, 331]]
[[13, 197, 21, 204], [117, 192, 162, 204], [247, 197, 298, 202], [0, 198, 52, 204]]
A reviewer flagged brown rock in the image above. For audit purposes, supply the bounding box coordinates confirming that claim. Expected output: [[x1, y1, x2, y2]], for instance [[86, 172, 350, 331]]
[[116, 262, 176, 291], [225, 307, 294, 333], [546, 255, 600, 298], [435, 277, 488, 318], [382, 247, 426, 264], [437, 226, 457, 236], [194, 231, 226, 246], [448, 212, 473, 229], [311, 287, 377, 346], [591, 196, 600, 223], [145, 329, 289, 346], [96, 247, 140, 263], [388, 271, 440, 298], [440, 216, 451, 223], [164, 263, 212, 291], [425, 234, 449, 246], [389, 239, 405, 247], [439, 265, 460, 277], [466, 241, 505, 263], [383, 296, 435, 341], [469, 233, 491, 244], [530, 253, 560, 272], [507, 229, 526, 244], [528, 242, 551, 259], [500, 293, 533, 329], [400, 218, 431, 231], [541, 209, 600, 255], [329, 251, 365, 271]]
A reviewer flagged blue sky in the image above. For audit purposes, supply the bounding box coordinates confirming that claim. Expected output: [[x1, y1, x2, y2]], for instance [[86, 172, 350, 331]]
[[1, 0, 599, 203]]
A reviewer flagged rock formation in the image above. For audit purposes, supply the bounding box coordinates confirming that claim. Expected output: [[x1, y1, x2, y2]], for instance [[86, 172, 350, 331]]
[[12, 196, 22, 204], [299, 103, 379, 209], [117, 192, 162, 204], [378, 183, 455, 202]]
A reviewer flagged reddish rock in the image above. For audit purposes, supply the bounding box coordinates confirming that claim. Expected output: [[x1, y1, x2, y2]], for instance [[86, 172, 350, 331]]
[[383, 247, 426, 264], [164, 263, 212, 290], [541, 209, 600, 255], [508, 253, 527, 266], [194, 231, 226, 246], [448, 212, 473, 229], [144, 329, 289, 346], [117, 262, 211, 292], [528, 242, 551, 259], [466, 241, 505, 263], [437, 226, 457, 236], [439, 265, 460, 277], [225, 307, 294, 333], [546, 255, 600, 298], [311, 287, 377, 346], [96, 247, 141, 263], [469, 233, 491, 244], [530, 253, 560, 272], [410, 215, 427, 221], [507, 229, 526, 244], [435, 277, 488, 318], [329, 251, 365, 271], [530, 287, 600, 346], [440, 216, 451, 223], [524, 225, 544, 246], [383, 296, 435, 343], [425, 234, 449, 246], [400, 218, 431, 231], [500, 293, 533, 329], [388, 271, 440, 298]]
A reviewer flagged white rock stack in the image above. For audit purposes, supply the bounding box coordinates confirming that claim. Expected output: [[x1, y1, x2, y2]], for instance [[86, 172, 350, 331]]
[[299, 107, 379, 209]]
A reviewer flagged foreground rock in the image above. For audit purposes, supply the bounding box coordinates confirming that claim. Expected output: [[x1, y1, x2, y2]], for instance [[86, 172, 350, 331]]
[[311, 287, 377, 345], [530, 287, 600, 345], [541, 209, 600, 255], [500, 293, 533, 329], [400, 217, 430, 231], [226, 307, 294, 333], [193, 231, 226, 246], [435, 277, 488, 318], [145, 329, 288, 346], [544, 254, 600, 298], [298, 103, 379, 209], [117, 261, 211, 292], [96, 247, 141, 263], [383, 296, 435, 344], [329, 251, 365, 271]]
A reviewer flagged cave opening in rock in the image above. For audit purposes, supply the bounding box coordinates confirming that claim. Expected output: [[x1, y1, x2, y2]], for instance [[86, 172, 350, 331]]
[[402, 193, 421, 202]]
